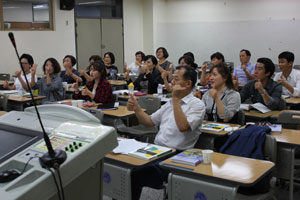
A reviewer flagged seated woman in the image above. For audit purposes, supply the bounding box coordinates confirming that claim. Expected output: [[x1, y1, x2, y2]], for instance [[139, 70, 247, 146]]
[[156, 47, 174, 81], [200, 52, 225, 86], [60, 55, 82, 84], [124, 51, 145, 75], [125, 55, 163, 94], [74, 61, 113, 104], [202, 63, 241, 123], [3, 53, 37, 94], [104, 52, 118, 80], [79, 55, 103, 85], [31, 58, 64, 104]]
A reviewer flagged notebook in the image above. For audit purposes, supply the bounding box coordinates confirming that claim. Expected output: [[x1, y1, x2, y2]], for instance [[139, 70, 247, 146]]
[[201, 123, 230, 132], [171, 149, 203, 166], [240, 103, 271, 113], [128, 144, 172, 160]]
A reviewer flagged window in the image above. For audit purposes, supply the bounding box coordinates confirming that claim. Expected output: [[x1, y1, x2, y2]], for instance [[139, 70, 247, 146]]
[[0, 0, 53, 30]]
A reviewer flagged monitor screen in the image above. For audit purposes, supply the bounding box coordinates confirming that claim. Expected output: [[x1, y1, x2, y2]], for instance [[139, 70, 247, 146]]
[[0, 123, 42, 164]]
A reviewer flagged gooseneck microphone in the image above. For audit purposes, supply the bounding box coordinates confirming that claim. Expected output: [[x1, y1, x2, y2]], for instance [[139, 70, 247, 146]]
[[8, 32, 67, 169]]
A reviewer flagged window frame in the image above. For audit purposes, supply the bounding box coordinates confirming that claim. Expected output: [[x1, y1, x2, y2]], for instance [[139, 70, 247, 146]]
[[0, 0, 54, 31]]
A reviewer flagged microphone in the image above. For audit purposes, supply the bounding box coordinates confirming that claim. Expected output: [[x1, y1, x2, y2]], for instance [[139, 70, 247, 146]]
[[8, 32, 67, 169], [8, 32, 16, 48]]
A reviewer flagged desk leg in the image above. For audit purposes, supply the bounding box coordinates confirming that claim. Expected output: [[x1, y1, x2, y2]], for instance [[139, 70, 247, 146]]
[[276, 144, 295, 200], [168, 173, 238, 200]]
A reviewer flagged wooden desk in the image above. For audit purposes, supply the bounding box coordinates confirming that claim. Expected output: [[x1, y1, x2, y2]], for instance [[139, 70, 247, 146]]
[[196, 121, 241, 150], [108, 80, 127, 86], [244, 110, 281, 122], [0, 80, 14, 86], [160, 149, 274, 199], [104, 146, 175, 200], [0, 111, 7, 116], [7, 95, 46, 111], [285, 97, 300, 104], [271, 129, 300, 200]]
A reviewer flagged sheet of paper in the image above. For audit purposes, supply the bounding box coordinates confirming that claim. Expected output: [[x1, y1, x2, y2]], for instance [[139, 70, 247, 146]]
[[112, 138, 148, 154]]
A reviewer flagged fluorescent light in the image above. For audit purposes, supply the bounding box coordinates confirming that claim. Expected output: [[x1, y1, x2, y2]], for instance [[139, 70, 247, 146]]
[[78, 1, 105, 5]]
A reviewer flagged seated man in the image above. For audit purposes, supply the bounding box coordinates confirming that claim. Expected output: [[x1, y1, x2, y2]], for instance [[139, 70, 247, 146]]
[[273, 51, 300, 97], [127, 65, 205, 200], [240, 57, 282, 110], [233, 49, 255, 84]]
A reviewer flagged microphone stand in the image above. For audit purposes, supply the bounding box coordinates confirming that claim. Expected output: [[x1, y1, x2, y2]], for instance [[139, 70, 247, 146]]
[[8, 32, 67, 169]]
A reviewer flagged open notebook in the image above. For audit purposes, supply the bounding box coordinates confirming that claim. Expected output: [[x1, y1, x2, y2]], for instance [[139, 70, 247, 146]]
[[240, 103, 271, 113]]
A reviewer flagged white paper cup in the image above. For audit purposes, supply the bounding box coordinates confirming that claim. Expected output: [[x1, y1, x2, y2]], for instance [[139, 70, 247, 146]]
[[71, 100, 78, 107], [202, 150, 213, 164], [77, 100, 84, 107], [62, 82, 68, 90]]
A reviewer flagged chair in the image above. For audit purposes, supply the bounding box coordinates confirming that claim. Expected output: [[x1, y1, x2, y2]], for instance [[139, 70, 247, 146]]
[[293, 65, 300, 70], [0, 94, 8, 111], [234, 109, 245, 126], [236, 134, 277, 200], [116, 96, 161, 142], [0, 73, 10, 81], [225, 62, 234, 73], [277, 111, 300, 130], [83, 107, 104, 123]]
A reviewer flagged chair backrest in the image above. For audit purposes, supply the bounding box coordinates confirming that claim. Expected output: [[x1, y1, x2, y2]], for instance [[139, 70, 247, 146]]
[[83, 107, 104, 123], [0, 94, 8, 111], [224, 62, 234, 73], [278, 97, 287, 110], [293, 64, 300, 70], [138, 96, 161, 115], [263, 134, 277, 163], [113, 94, 118, 102], [0, 73, 10, 81], [277, 111, 300, 129], [236, 109, 245, 126]]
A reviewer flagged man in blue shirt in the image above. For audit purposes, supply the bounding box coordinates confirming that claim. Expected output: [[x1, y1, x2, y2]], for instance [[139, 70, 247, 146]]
[[233, 49, 255, 84]]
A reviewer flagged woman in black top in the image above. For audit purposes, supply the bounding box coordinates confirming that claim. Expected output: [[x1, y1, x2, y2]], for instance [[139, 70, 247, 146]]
[[104, 52, 118, 80]]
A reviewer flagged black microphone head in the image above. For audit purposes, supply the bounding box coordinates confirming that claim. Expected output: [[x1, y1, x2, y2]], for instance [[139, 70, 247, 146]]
[[8, 32, 16, 48]]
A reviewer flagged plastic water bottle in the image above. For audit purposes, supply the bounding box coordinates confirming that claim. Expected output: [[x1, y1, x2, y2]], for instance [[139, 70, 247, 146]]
[[157, 84, 163, 95], [128, 82, 134, 95]]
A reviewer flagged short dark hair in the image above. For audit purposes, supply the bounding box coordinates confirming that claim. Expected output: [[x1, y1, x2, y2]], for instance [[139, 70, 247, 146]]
[[135, 51, 146, 60], [210, 63, 234, 89], [90, 61, 107, 80], [257, 57, 275, 78], [210, 52, 225, 62], [178, 55, 198, 69], [175, 65, 197, 89], [183, 52, 195, 62], [20, 54, 34, 66], [43, 58, 61, 74], [156, 47, 169, 59], [104, 52, 115, 64], [63, 55, 76, 66], [89, 55, 102, 62], [240, 49, 251, 57], [144, 55, 158, 65], [278, 51, 295, 63]]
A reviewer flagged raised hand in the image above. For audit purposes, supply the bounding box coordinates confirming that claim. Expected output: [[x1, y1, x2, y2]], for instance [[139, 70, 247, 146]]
[[161, 70, 168, 80], [81, 87, 90, 96], [209, 88, 220, 100], [201, 64, 208, 72], [172, 85, 186, 100], [79, 69, 86, 75], [241, 64, 246, 71], [73, 78, 79, 91], [254, 80, 264, 93], [15, 70, 21, 77], [3, 80, 9, 89], [31, 64, 37, 75], [127, 94, 139, 111]]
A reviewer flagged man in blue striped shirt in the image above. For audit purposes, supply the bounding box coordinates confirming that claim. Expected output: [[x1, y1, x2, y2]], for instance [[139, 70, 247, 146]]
[[233, 49, 255, 84]]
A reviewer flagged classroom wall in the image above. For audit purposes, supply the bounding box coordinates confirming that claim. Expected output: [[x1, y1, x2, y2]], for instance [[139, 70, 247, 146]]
[[123, 0, 300, 67], [0, 0, 76, 76]]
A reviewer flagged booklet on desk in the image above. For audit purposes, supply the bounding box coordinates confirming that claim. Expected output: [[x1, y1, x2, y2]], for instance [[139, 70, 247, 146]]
[[128, 144, 172, 160], [240, 103, 271, 113], [171, 149, 203, 166], [201, 123, 230, 132]]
